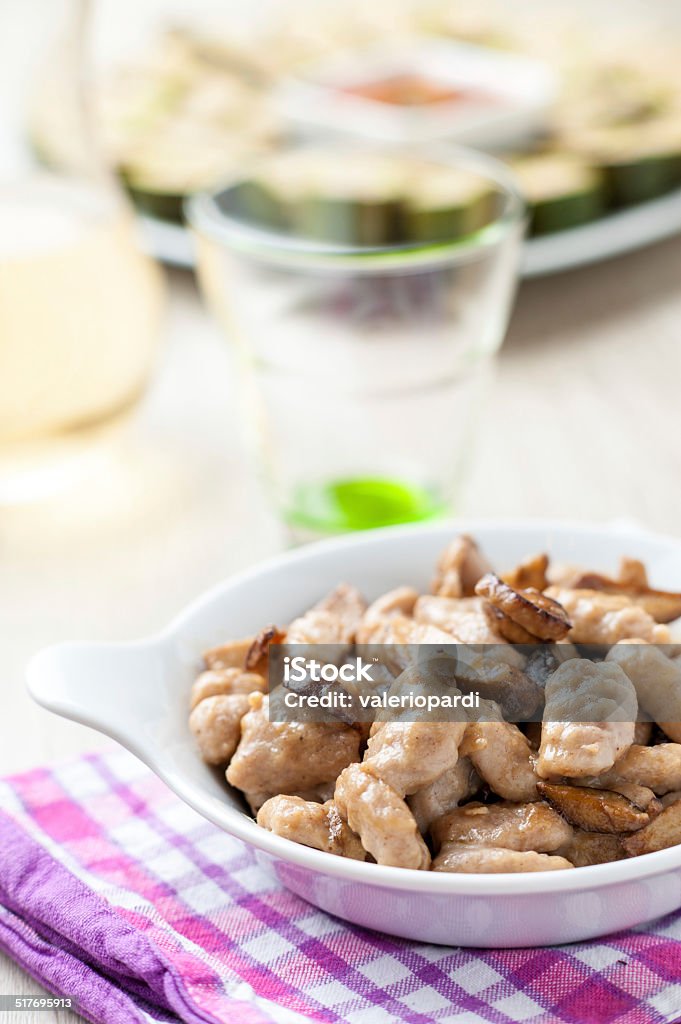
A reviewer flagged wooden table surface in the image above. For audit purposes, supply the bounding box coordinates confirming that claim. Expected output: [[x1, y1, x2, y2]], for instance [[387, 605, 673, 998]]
[[3, 234, 681, 1019]]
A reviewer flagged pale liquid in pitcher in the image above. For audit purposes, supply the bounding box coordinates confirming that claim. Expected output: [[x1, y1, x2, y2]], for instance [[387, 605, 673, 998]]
[[0, 176, 164, 501]]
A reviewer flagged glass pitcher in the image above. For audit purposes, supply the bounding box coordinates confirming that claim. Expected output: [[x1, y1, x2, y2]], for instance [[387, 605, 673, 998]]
[[0, 0, 165, 503]]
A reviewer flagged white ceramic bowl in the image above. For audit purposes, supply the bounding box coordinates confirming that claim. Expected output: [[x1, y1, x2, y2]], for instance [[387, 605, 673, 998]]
[[27, 519, 681, 948]]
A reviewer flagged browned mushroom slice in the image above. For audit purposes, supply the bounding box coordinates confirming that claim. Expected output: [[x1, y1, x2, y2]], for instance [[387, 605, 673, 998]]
[[502, 553, 549, 592], [569, 571, 628, 590], [636, 594, 681, 623], [203, 637, 254, 671], [475, 574, 572, 641], [605, 783, 661, 814], [618, 557, 649, 589], [622, 801, 681, 856], [431, 535, 492, 598], [483, 603, 539, 644], [545, 587, 670, 643], [566, 559, 681, 624], [537, 782, 650, 834], [584, 582, 681, 623], [556, 557, 648, 591], [431, 800, 571, 854], [560, 830, 625, 867], [245, 625, 286, 673]]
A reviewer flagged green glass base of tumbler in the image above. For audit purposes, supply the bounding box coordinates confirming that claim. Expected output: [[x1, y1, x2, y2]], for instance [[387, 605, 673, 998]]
[[285, 477, 448, 537]]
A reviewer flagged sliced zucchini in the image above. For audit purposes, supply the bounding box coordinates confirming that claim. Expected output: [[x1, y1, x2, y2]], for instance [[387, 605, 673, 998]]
[[293, 159, 405, 246], [566, 120, 681, 205], [292, 193, 403, 246], [120, 130, 274, 223], [122, 179, 186, 223], [404, 166, 496, 242], [254, 152, 499, 247], [508, 152, 605, 235], [556, 63, 672, 136], [232, 150, 317, 232], [256, 150, 406, 246], [229, 179, 288, 230]]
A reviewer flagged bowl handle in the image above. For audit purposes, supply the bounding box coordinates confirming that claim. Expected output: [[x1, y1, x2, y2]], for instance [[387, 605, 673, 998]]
[[26, 641, 162, 750]]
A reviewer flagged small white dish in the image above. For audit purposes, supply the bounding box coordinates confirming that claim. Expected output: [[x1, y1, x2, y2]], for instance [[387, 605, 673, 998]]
[[275, 40, 557, 150], [26, 519, 681, 947]]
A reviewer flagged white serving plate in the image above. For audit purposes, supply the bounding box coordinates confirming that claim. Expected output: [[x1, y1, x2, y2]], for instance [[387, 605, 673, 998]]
[[521, 186, 681, 277], [143, 185, 681, 278], [27, 519, 681, 947]]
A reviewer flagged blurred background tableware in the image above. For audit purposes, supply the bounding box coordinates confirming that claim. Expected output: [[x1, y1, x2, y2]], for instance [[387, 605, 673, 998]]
[[58, 0, 681, 276], [188, 141, 525, 541], [0, 0, 165, 504], [274, 39, 557, 149]]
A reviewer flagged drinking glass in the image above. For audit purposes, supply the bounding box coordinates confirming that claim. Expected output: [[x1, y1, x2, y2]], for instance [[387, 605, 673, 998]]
[[188, 143, 525, 541], [0, 0, 165, 503]]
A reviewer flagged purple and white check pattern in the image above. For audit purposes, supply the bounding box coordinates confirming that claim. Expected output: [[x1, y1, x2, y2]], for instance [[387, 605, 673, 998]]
[[0, 747, 680, 1024]]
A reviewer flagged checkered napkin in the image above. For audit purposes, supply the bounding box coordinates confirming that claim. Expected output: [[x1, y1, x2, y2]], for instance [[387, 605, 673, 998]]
[[1, 750, 681, 1024]]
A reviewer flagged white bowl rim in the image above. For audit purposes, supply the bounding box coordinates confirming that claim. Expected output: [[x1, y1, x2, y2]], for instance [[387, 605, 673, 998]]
[[28, 516, 681, 897]]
